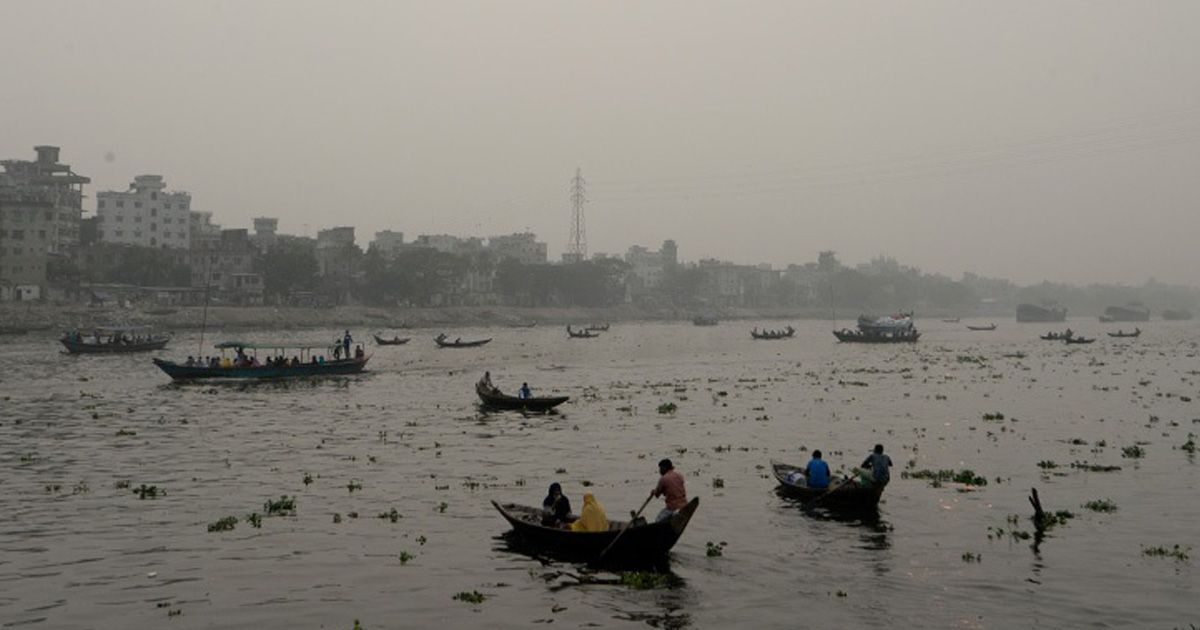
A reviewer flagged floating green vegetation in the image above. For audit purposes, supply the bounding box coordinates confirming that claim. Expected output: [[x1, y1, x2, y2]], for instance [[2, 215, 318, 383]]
[[207, 516, 238, 532], [378, 508, 401, 523], [264, 495, 296, 516], [1035, 510, 1075, 530], [453, 590, 486, 604], [987, 526, 1032, 541], [302, 473, 313, 486], [712, 478, 725, 488], [44, 484, 62, 494], [961, 552, 981, 563], [657, 402, 678, 414], [347, 479, 363, 493], [115, 480, 131, 489], [133, 484, 159, 499], [1037, 460, 1058, 470], [1181, 434, 1197, 454], [706, 541, 727, 557], [333, 513, 343, 524], [981, 412, 1005, 421], [399, 551, 414, 565], [352, 620, 363, 630], [417, 535, 428, 546], [957, 355, 986, 364], [1121, 445, 1146, 459], [1082, 499, 1118, 513], [437, 502, 448, 513], [620, 571, 676, 590], [580, 480, 593, 487], [115, 429, 137, 436], [1070, 461, 1122, 472], [1142, 545, 1190, 562], [554, 468, 567, 474], [72, 481, 89, 495], [246, 512, 263, 528], [903, 469, 988, 486]]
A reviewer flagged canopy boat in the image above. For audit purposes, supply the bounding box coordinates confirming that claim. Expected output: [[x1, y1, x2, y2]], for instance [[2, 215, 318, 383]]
[[1107, 328, 1141, 338], [492, 497, 700, 566], [373, 333, 411, 345], [692, 315, 719, 326], [434, 334, 492, 348], [567, 326, 599, 339], [585, 323, 610, 332], [153, 340, 368, 381], [857, 312, 914, 333], [61, 326, 171, 354], [771, 460, 885, 510], [966, 323, 997, 331], [1064, 336, 1095, 345], [476, 380, 569, 412], [751, 325, 796, 340], [833, 328, 920, 343]]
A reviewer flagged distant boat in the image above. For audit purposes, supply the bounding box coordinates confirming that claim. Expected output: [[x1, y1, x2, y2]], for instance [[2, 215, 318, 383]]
[[1107, 328, 1141, 338], [508, 321, 537, 328], [751, 325, 795, 340], [966, 323, 997, 331], [833, 328, 920, 343], [373, 333, 411, 346], [61, 326, 171, 354], [143, 307, 178, 316], [941, 318, 960, 323], [1040, 331, 1073, 341], [692, 315, 719, 326], [1162, 309, 1193, 321], [1064, 336, 1095, 345], [585, 323, 610, 332], [1099, 305, 1150, 323], [1017, 304, 1067, 323], [567, 325, 600, 338], [434, 333, 492, 348]]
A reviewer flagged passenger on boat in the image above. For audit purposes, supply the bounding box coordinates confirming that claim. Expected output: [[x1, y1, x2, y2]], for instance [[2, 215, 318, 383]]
[[570, 493, 609, 532], [354, 345, 364, 359], [318, 356, 326, 364], [518, 382, 532, 399], [650, 458, 687, 522], [861, 444, 893, 486], [310, 356, 318, 365], [250, 356, 261, 367], [185, 356, 195, 367], [541, 482, 572, 527], [342, 330, 352, 358], [333, 344, 342, 360], [804, 450, 831, 489]]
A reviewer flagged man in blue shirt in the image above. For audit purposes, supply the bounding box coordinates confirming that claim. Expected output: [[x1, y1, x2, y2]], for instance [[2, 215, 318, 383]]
[[518, 382, 532, 399], [804, 450, 831, 489]]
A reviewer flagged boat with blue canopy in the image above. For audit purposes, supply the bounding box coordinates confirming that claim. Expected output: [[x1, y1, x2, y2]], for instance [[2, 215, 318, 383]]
[[152, 340, 368, 381]]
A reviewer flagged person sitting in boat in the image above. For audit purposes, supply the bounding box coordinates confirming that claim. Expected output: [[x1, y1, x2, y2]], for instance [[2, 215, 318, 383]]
[[354, 344, 365, 359], [570, 493, 609, 532], [541, 482, 572, 527], [804, 450, 831, 489], [861, 444, 893, 487], [650, 458, 687, 522], [518, 382, 532, 399], [185, 356, 195, 367], [318, 355, 326, 364], [250, 356, 261, 367]]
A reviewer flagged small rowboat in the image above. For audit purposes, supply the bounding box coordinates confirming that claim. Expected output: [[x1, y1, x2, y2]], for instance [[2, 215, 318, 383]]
[[567, 326, 599, 338], [492, 497, 700, 566], [966, 323, 997, 331], [476, 381, 568, 412], [751, 325, 795, 340], [373, 334, 411, 345], [434, 334, 492, 348], [771, 460, 885, 510], [1039, 332, 1068, 341], [1064, 336, 1095, 344], [1107, 328, 1141, 338]]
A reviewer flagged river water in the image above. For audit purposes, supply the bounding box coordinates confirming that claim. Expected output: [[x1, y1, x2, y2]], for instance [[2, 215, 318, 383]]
[[1, 320, 1196, 629]]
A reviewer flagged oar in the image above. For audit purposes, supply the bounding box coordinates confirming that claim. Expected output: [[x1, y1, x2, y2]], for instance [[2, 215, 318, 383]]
[[591, 495, 653, 567]]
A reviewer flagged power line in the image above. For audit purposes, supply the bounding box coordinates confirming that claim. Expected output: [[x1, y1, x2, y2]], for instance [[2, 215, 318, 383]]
[[567, 167, 587, 260]]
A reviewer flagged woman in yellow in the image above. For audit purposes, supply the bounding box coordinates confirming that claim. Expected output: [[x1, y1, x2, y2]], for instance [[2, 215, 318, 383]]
[[569, 493, 609, 532]]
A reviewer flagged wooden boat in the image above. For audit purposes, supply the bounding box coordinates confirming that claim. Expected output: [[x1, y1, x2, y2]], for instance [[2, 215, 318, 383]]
[[491, 497, 700, 566], [1064, 336, 1095, 344], [833, 328, 920, 343], [567, 326, 599, 338], [476, 381, 569, 412], [941, 317, 961, 323], [771, 460, 885, 509], [153, 340, 368, 381], [373, 334, 411, 345], [966, 323, 997, 331], [1107, 328, 1141, 338], [434, 334, 492, 348], [751, 325, 795, 340], [585, 323, 609, 332], [692, 316, 719, 326], [60, 326, 171, 354]]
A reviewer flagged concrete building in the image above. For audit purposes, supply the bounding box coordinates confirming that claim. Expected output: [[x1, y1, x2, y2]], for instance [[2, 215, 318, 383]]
[[189, 228, 263, 305], [252, 217, 278, 253], [487, 232, 547, 265], [189, 210, 221, 250], [0, 146, 90, 300], [412, 233, 484, 256], [95, 175, 191, 249], [369, 230, 406, 260]]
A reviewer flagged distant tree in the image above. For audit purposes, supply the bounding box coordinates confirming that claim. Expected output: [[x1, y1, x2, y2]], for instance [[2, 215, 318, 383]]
[[817, 250, 841, 273], [102, 246, 190, 287], [258, 240, 318, 299]]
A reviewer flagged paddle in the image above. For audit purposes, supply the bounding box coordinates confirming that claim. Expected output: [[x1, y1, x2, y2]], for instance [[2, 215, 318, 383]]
[[591, 495, 653, 567]]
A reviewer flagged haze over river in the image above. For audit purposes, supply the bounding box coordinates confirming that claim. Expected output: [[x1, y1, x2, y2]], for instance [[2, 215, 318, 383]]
[[1, 320, 1197, 629]]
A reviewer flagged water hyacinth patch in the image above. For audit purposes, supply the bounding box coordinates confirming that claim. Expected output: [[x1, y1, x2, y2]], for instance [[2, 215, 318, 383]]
[[207, 516, 238, 532], [1121, 445, 1145, 459], [1142, 545, 1191, 562], [453, 590, 486, 604], [706, 541, 727, 557], [620, 571, 677, 590], [264, 496, 296, 516]]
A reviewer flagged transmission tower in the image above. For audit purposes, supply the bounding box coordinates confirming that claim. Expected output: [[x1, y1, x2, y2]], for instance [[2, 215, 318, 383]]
[[567, 167, 587, 262]]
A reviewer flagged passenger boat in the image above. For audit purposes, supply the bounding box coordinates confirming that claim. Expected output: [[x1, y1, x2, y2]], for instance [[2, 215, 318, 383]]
[[966, 323, 997, 331], [833, 328, 920, 343], [751, 325, 795, 340], [1040, 331, 1071, 341], [1107, 328, 1141, 338], [373, 333, 411, 345], [771, 460, 885, 509], [567, 326, 599, 338], [60, 326, 171, 354], [1099, 304, 1150, 323], [434, 333, 492, 348], [585, 323, 609, 332], [692, 315, 719, 326], [152, 340, 368, 381], [475, 380, 569, 412], [491, 497, 700, 566], [1064, 336, 1095, 344]]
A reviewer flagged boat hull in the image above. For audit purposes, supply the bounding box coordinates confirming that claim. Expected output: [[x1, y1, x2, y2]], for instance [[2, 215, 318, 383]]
[[373, 335, 410, 345], [434, 338, 492, 348], [492, 497, 699, 566], [153, 357, 369, 380], [476, 383, 568, 412], [833, 330, 919, 343], [771, 461, 885, 510]]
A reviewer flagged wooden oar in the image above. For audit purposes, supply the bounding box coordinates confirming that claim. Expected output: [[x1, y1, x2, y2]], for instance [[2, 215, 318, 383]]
[[591, 496, 653, 567]]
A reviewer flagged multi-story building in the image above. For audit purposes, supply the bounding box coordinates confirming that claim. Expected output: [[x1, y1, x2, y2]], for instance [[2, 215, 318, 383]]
[[252, 217, 278, 253], [624, 239, 678, 301], [0, 146, 90, 300], [412, 233, 485, 256], [487, 232, 547, 264], [95, 175, 191, 250], [189, 228, 263, 305], [189, 210, 221, 250], [369, 230, 406, 260]]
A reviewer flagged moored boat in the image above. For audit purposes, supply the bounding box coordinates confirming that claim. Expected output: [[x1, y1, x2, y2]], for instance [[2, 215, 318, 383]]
[[1162, 309, 1193, 321], [585, 323, 609, 332], [434, 333, 492, 348], [751, 325, 795, 340], [771, 460, 885, 510], [833, 328, 920, 343], [60, 326, 171, 354], [1099, 304, 1150, 323], [1064, 336, 1095, 344], [476, 381, 569, 412], [492, 497, 700, 566]]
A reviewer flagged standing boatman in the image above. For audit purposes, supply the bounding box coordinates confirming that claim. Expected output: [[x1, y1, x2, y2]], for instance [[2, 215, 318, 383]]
[[649, 458, 688, 522], [342, 330, 353, 358]]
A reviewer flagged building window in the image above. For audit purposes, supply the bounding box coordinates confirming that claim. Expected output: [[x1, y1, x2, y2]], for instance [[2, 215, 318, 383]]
[[150, 208, 158, 217], [134, 216, 142, 223], [117, 201, 124, 208], [135, 201, 142, 208], [164, 203, 171, 210], [151, 237, 157, 246], [150, 223, 157, 231], [134, 231, 142, 238], [116, 216, 124, 222], [39, 230, 46, 239], [151, 192, 157, 200], [11, 230, 22, 240], [44, 211, 53, 221], [99, 199, 106, 208], [116, 230, 124, 237]]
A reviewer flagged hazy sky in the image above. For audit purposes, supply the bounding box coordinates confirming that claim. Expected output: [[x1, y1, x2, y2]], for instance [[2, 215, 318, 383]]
[[3, 1, 1199, 285]]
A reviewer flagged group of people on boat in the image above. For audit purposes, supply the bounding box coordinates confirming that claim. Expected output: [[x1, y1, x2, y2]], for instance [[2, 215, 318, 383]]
[[67, 330, 157, 346], [182, 344, 364, 369], [538, 458, 688, 531], [786, 444, 893, 489], [479, 372, 533, 399]]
